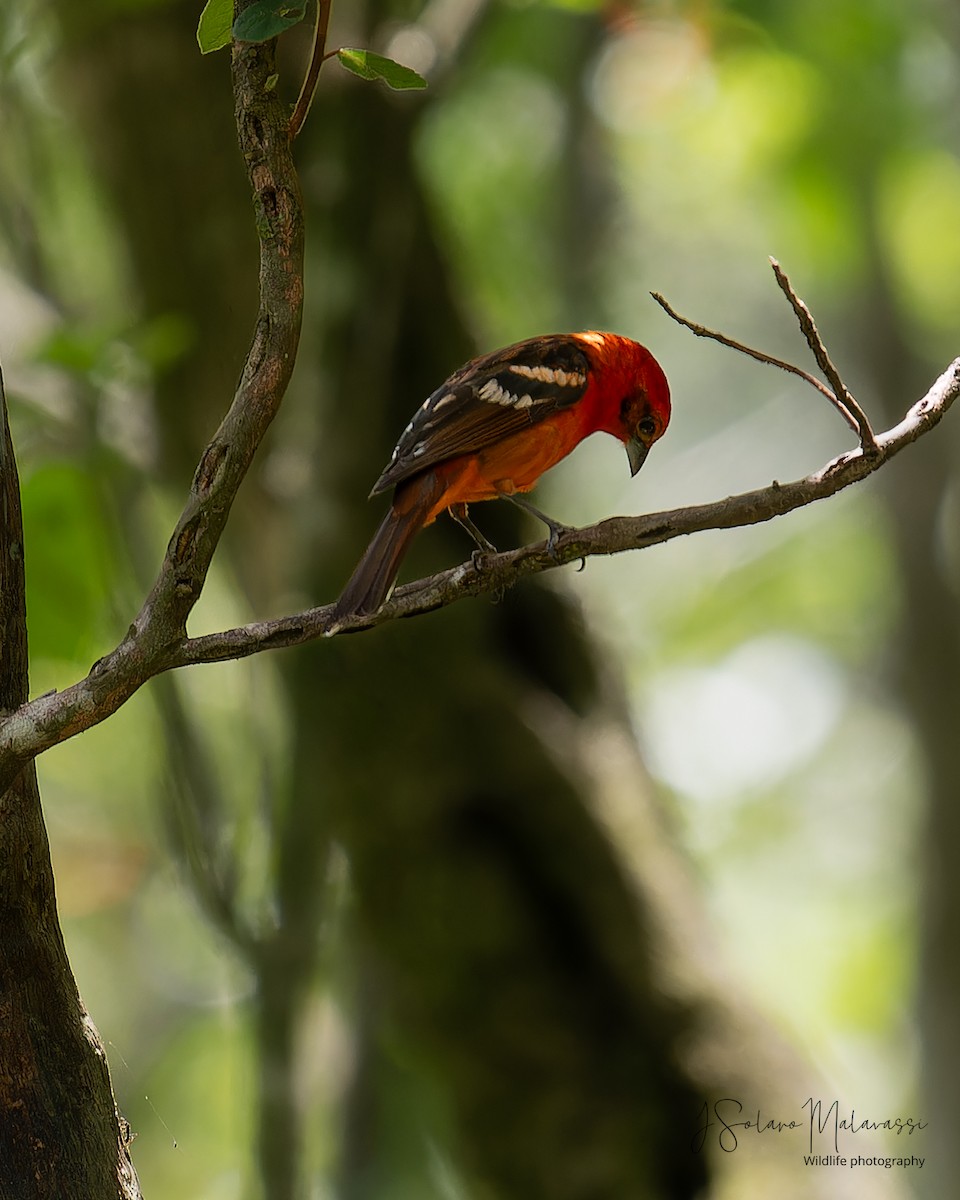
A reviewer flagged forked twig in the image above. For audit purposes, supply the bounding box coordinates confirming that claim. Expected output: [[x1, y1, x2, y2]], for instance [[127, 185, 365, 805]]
[[653, 260, 877, 450]]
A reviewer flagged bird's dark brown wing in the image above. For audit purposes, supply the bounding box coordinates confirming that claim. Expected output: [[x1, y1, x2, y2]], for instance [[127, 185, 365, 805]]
[[370, 334, 592, 495]]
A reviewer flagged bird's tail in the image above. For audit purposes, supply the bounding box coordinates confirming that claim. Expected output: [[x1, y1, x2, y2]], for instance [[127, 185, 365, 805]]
[[331, 475, 441, 622]]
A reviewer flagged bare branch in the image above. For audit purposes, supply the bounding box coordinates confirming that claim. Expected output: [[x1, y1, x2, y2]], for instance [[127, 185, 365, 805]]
[[652, 283, 863, 436], [654, 261, 881, 449], [0, 356, 955, 790], [190, 356, 960, 649]]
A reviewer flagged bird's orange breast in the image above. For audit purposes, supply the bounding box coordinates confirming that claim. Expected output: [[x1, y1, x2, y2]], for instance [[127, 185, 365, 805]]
[[421, 413, 585, 525]]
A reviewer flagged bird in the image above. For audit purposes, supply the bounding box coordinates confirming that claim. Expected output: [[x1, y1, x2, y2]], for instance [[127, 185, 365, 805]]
[[331, 331, 671, 621]]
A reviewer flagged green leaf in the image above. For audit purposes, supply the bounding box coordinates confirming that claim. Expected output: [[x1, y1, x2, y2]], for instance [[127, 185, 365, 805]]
[[335, 48, 428, 91], [232, 0, 307, 44], [197, 0, 233, 54]]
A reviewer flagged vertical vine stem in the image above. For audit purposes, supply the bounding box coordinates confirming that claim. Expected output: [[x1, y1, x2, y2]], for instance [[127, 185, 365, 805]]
[[0, 32, 306, 794], [289, 0, 333, 139]]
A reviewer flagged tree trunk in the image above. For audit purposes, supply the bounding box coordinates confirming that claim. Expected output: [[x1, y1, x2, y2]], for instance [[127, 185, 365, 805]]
[[0, 371, 140, 1198]]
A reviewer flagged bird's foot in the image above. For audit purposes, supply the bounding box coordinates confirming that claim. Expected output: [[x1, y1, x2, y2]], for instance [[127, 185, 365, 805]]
[[450, 502, 498, 556], [503, 494, 573, 562]]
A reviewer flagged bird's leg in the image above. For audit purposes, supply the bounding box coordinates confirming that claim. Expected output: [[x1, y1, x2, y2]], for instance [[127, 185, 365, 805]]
[[502, 494, 573, 561], [449, 502, 497, 568]]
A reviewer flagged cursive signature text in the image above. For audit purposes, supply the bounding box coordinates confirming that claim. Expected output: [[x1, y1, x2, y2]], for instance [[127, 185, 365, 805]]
[[693, 1098, 928, 1155]]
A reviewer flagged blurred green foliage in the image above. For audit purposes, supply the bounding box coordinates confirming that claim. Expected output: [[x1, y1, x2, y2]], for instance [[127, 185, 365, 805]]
[[21, 463, 115, 658], [0, 0, 956, 1195]]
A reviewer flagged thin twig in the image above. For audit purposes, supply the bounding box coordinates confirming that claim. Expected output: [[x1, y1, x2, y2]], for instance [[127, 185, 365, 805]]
[[289, 0, 332, 139], [769, 258, 878, 451], [651, 290, 861, 435]]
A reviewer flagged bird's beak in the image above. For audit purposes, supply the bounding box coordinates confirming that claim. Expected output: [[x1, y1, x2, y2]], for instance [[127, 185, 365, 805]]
[[625, 436, 649, 477]]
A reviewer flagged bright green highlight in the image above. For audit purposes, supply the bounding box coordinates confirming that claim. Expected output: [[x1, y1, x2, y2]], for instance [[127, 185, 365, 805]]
[[196, 0, 232, 54], [879, 148, 960, 336], [336, 48, 428, 91]]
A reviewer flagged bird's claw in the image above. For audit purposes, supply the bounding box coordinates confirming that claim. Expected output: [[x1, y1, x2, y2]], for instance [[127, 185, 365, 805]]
[[471, 547, 492, 572], [543, 520, 573, 562]]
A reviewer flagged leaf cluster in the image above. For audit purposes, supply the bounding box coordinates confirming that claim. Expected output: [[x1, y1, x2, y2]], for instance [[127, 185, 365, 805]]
[[197, 0, 427, 91]]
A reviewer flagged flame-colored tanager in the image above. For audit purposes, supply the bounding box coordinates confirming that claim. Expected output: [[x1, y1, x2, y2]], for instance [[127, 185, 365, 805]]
[[332, 331, 671, 619]]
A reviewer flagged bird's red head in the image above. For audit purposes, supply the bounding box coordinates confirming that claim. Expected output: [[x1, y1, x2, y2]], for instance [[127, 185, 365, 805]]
[[572, 331, 671, 475]]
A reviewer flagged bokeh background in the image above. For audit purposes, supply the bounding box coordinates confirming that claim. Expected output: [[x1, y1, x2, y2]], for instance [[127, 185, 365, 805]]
[[1, 1, 958, 1198]]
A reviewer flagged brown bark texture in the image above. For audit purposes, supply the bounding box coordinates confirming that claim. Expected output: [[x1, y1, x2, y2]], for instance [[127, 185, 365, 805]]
[[0, 373, 140, 1198]]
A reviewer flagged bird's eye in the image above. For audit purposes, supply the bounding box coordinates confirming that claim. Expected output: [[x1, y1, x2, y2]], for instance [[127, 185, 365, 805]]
[[637, 416, 657, 440]]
